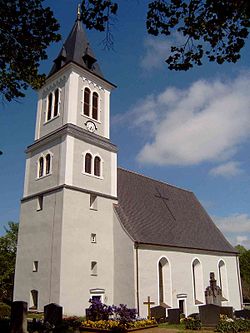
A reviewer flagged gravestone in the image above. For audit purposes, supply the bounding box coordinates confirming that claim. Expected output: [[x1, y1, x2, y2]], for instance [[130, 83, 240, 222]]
[[220, 306, 233, 318], [151, 305, 167, 323], [234, 309, 250, 319], [10, 301, 28, 333], [168, 308, 181, 324], [44, 303, 63, 327], [199, 304, 221, 327], [205, 272, 222, 306]]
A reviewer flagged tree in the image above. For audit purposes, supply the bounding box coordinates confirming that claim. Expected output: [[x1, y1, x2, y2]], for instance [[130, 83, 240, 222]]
[[235, 245, 250, 302], [0, 222, 18, 302], [0, 0, 60, 102], [80, 0, 250, 70]]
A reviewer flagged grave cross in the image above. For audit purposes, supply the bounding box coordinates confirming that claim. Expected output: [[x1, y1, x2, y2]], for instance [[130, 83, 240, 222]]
[[155, 187, 176, 221], [143, 296, 155, 319]]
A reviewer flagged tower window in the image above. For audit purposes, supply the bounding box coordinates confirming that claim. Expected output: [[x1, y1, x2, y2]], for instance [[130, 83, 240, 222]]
[[91, 233, 96, 243], [37, 152, 52, 179], [92, 92, 98, 120], [84, 88, 90, 116], [85, 153, 92, 174], [53, 88, 59, 117], [45, 154, 51, 174], [33, 261, 39, 272], [90, 194, 98, 210], [46, 89, 60, 122], [91, 261, 97, 276], [47, 93, 53, 121], [30, 290, 38, 310], [94, 156, 101, 177], [37, 196, 43, 211], [38, 157, 44, 178]]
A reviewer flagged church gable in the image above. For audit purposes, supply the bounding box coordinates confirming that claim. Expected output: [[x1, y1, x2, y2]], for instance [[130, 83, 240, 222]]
[[115, 168, 236, 254]]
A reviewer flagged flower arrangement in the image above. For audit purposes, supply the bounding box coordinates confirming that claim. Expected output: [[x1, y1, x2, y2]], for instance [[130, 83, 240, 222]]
[[216, 315, 250, 333], [181, 316, 201, 330]]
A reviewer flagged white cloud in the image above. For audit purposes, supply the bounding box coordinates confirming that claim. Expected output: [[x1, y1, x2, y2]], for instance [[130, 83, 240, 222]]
[[214, 214, 250, 233], [140, 33, 184, 70], [209, 161, 243, 178], [214, 213, 250, 249], [127, 74, 250, 167]]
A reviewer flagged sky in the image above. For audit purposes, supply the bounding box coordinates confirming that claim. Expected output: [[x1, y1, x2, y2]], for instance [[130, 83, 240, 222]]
[[1, 0, 250, 248]]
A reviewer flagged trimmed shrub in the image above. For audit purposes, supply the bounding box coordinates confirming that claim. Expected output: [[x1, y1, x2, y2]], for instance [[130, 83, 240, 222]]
[[0, 302, 11, 319], [183, 316, 201, 330]]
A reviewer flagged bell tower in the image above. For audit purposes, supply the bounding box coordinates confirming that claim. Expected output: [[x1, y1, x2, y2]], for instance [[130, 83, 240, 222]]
[[14, 10, 118, 315]]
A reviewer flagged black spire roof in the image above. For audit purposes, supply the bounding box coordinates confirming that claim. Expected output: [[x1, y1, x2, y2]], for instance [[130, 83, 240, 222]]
[[48, 15, 104, 78]]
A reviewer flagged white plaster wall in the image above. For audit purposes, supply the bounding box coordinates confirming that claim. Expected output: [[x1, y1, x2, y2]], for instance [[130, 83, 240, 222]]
[[72, 138, 116, 196], [137, 246, 242, 318], [113, 212, 135, 308], [14, 190, 64, 310], [59, 188, 117, 315], [25, 138, 63, 196]]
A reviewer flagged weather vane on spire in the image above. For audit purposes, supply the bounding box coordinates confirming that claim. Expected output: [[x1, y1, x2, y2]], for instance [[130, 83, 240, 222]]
[[77, 3, 81, 20]]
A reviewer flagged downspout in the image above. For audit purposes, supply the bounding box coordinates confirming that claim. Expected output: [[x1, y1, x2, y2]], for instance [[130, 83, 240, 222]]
[[135, 242, 140, 316], [236, 255, 243, 309]]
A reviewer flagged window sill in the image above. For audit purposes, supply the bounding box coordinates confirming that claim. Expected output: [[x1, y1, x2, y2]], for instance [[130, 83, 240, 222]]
[[82, 172, 103, 180], [36, 173, 52, 181], [43, 114, 60, 125], [81, 113, 101, 124]]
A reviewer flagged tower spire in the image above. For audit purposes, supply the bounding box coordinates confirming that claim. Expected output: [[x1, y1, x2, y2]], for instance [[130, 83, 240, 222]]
[[77, 4, 81, 21]]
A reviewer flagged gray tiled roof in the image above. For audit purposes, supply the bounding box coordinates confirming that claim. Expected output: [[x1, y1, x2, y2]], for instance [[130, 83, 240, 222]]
[[49, 18, 103, 78], [115, 168, 236, 254]]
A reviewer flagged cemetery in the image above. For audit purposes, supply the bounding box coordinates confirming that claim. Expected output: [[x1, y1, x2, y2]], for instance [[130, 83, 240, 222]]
[[1, 273, 250, 333]]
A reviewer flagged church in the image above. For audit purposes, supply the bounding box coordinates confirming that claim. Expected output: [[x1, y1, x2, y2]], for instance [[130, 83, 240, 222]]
[[14, 13, 243, 318]]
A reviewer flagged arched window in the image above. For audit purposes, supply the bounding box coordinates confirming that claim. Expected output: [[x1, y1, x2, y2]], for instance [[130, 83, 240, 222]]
[[192, 259, 203, 304], [92, 92, 98, 120], [94, 156, 101, 177], [53, 88, 59, 117], [47, 93, 53, 121], [218, 260, 228, 301], [30, 290, 38, 309], [85, 153, 92, 174], [45, 154, 51, 175], [38, 157, 44, 178], [158, 257, 171, 306], [84, 88, 90, 116]]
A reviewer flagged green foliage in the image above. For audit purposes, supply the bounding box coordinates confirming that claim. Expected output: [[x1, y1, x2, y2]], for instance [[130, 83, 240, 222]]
[[0, 302, 11, 319], [183, 317, 201, 330], [235, 245, 250, 301], [216, 317, 250, 333], [80, 0, 250, 70], [0, 0, 60, 102], [0, 222, 18, 302]]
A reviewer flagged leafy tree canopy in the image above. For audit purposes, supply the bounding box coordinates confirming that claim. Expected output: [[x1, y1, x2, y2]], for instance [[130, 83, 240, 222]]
[[0, 222, 18, 302], [0, 0, 60, 102], [80, 0, 250, 70], [235, 245, 250, 301]]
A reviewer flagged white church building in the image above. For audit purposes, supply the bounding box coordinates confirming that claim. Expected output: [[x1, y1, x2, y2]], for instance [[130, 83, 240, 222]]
[[14, 14, 243, 318]]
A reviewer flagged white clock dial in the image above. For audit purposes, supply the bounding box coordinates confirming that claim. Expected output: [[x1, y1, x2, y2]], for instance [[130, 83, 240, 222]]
[[86, 121, 96, 133]]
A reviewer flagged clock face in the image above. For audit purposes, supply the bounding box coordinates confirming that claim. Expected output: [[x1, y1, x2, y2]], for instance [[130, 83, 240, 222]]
[[86, 121, 96, 133]]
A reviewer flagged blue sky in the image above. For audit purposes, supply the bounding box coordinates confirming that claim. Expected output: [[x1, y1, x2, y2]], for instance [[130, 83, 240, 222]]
[[1, 0, 250, 248]]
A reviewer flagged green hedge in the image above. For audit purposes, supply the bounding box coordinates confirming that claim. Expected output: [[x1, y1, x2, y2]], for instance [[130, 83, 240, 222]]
[[216, 318, 250, 333], [0, 303, 11, 319]]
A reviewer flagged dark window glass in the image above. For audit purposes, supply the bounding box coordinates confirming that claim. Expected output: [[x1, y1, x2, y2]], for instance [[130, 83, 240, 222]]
[[94, 156, 101, 176], [92, 92, 98, 120], [84, 88, 90, 116], [47, 93, 53, 120], [54, 88, 59, 117], [39, 157, 44, 177], [85, 153, 92, 174], [30, 290, 38, 309], [45, 154, 51, 174]]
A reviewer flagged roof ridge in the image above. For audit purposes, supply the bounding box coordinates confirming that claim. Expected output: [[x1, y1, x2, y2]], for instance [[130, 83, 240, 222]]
[[118, 167, 193, 193]]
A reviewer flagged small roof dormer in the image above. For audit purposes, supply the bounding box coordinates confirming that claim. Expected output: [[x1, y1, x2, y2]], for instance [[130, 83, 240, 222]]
[[48, 8, 104, 79]]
